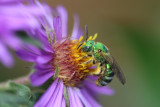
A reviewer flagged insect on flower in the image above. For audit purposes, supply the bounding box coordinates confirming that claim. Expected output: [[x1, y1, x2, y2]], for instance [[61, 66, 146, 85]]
[[78, 26, 126, 86], [15, 2, 115, 106]]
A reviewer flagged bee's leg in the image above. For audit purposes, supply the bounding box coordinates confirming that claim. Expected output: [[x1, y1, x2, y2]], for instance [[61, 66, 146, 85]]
[[100, 60, 105, 66], [88, 54, 92, 57], [90, 63, 102, 75], [93, 60, 96, 64], [96, 79, 108, 86], [83, 59, 93, 64], [96, 74, 108, 86], [100, 62, 103, 66]]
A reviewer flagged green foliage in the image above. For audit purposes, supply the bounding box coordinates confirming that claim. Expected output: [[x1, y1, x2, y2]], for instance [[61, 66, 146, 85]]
[[0, 82, 41, 107]]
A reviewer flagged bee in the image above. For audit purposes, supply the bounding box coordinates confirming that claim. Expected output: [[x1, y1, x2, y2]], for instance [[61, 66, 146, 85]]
[[79, 26, 126, 86]]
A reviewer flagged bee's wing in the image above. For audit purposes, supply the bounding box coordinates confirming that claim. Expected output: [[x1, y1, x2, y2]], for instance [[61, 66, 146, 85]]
[[111, 57, 126, 85], [99, 51, 126, 85]]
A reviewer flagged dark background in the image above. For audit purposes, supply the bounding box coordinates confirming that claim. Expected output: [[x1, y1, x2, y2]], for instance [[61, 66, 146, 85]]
[[1, 0, 160, 107]]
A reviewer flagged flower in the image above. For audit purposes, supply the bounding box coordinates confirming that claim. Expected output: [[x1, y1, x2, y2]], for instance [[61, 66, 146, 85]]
[[16, 1, 114, 107], [0, 0, 50, 67]]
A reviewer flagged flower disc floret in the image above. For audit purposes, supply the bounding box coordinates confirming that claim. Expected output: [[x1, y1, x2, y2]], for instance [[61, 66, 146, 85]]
[[53, 37, 96, 86]]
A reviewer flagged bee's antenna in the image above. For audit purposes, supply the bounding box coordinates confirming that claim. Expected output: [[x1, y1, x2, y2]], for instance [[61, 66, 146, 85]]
[[85, 25, 88, 41]]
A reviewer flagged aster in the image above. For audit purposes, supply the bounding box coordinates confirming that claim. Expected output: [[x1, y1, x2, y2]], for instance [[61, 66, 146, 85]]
[[0, 0, 51, 67], [15, 1, 114, 107]]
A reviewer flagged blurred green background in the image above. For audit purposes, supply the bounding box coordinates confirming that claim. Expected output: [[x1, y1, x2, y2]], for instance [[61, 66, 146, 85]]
[[1, 0, 160, 107]]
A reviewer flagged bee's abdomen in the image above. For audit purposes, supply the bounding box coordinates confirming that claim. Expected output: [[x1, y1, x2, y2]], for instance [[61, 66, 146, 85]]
[[99, 80, 108, 86], [105, 70, 114, 77], [98, 68, 115, 86], [102, 76, 113, 83]]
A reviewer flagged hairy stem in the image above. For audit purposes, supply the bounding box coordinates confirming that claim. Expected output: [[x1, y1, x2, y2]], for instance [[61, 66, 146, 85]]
[[0, 75, 30, 88]]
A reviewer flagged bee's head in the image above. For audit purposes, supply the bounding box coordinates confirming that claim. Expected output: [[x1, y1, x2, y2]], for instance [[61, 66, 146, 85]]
[[82, 40, 94, 52]]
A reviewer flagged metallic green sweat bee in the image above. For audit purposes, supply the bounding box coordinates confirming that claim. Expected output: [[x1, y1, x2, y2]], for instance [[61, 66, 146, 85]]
[[80, 33, 126, 86]]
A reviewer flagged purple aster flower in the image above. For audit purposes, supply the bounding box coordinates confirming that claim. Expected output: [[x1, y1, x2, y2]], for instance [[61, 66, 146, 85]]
[[0, 0, 52, 67], [16, 1, 114, 107]]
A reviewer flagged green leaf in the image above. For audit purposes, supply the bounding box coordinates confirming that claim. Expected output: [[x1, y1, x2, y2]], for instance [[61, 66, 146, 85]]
[[0, 81, 41, 107], [6, 81, 31, 98], [0, 92, 29, 107]]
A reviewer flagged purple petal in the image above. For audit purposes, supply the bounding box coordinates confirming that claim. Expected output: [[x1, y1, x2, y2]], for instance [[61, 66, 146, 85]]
[[25, 43, 41, 54], [69, 87, 78, 107], [34, 64, 53, 73], [81, 88, 102, 107], [76, 88, 92, 107], [16, 44, 40, 62], [27, 30, 53, 52], [0, 2, 54, 32], [30, 70, 54, 86], [36, 54, 52, 65], [71, 14, 80, 40], [0, 0, 24, 5], [89, 65, 97, 69], [87, 75, 98, 80], [57, 6, 68, 38], [77, 28, 83, 39], [2, 33, 22, 50], [61, 97, 66, 107], [35, 1, 53, 28], [0, 4, 50, 18], [16, 49, 37, 62], [0, 42, 14, 67], [51, 81, 64, 107], [34, 78, 59, 107], [53, 16, 62, 40], [0, 0, 25, 3], [0, 14, 40, 30], [84, 80, 115, 96], [27, 30, 48, 46], [68, 87, 83, 107], [47, 80, 63, 107]]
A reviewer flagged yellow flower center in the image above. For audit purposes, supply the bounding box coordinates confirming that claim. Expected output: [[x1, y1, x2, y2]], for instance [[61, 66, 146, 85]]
[[53, 36, 99, 86]]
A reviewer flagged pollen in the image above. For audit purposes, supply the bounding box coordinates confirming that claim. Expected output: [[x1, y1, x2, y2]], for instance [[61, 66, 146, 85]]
[[53, 36, 97, 86]]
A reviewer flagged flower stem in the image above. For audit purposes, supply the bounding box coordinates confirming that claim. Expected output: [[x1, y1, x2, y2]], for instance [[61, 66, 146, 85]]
[[0, 74, 30, 88]]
